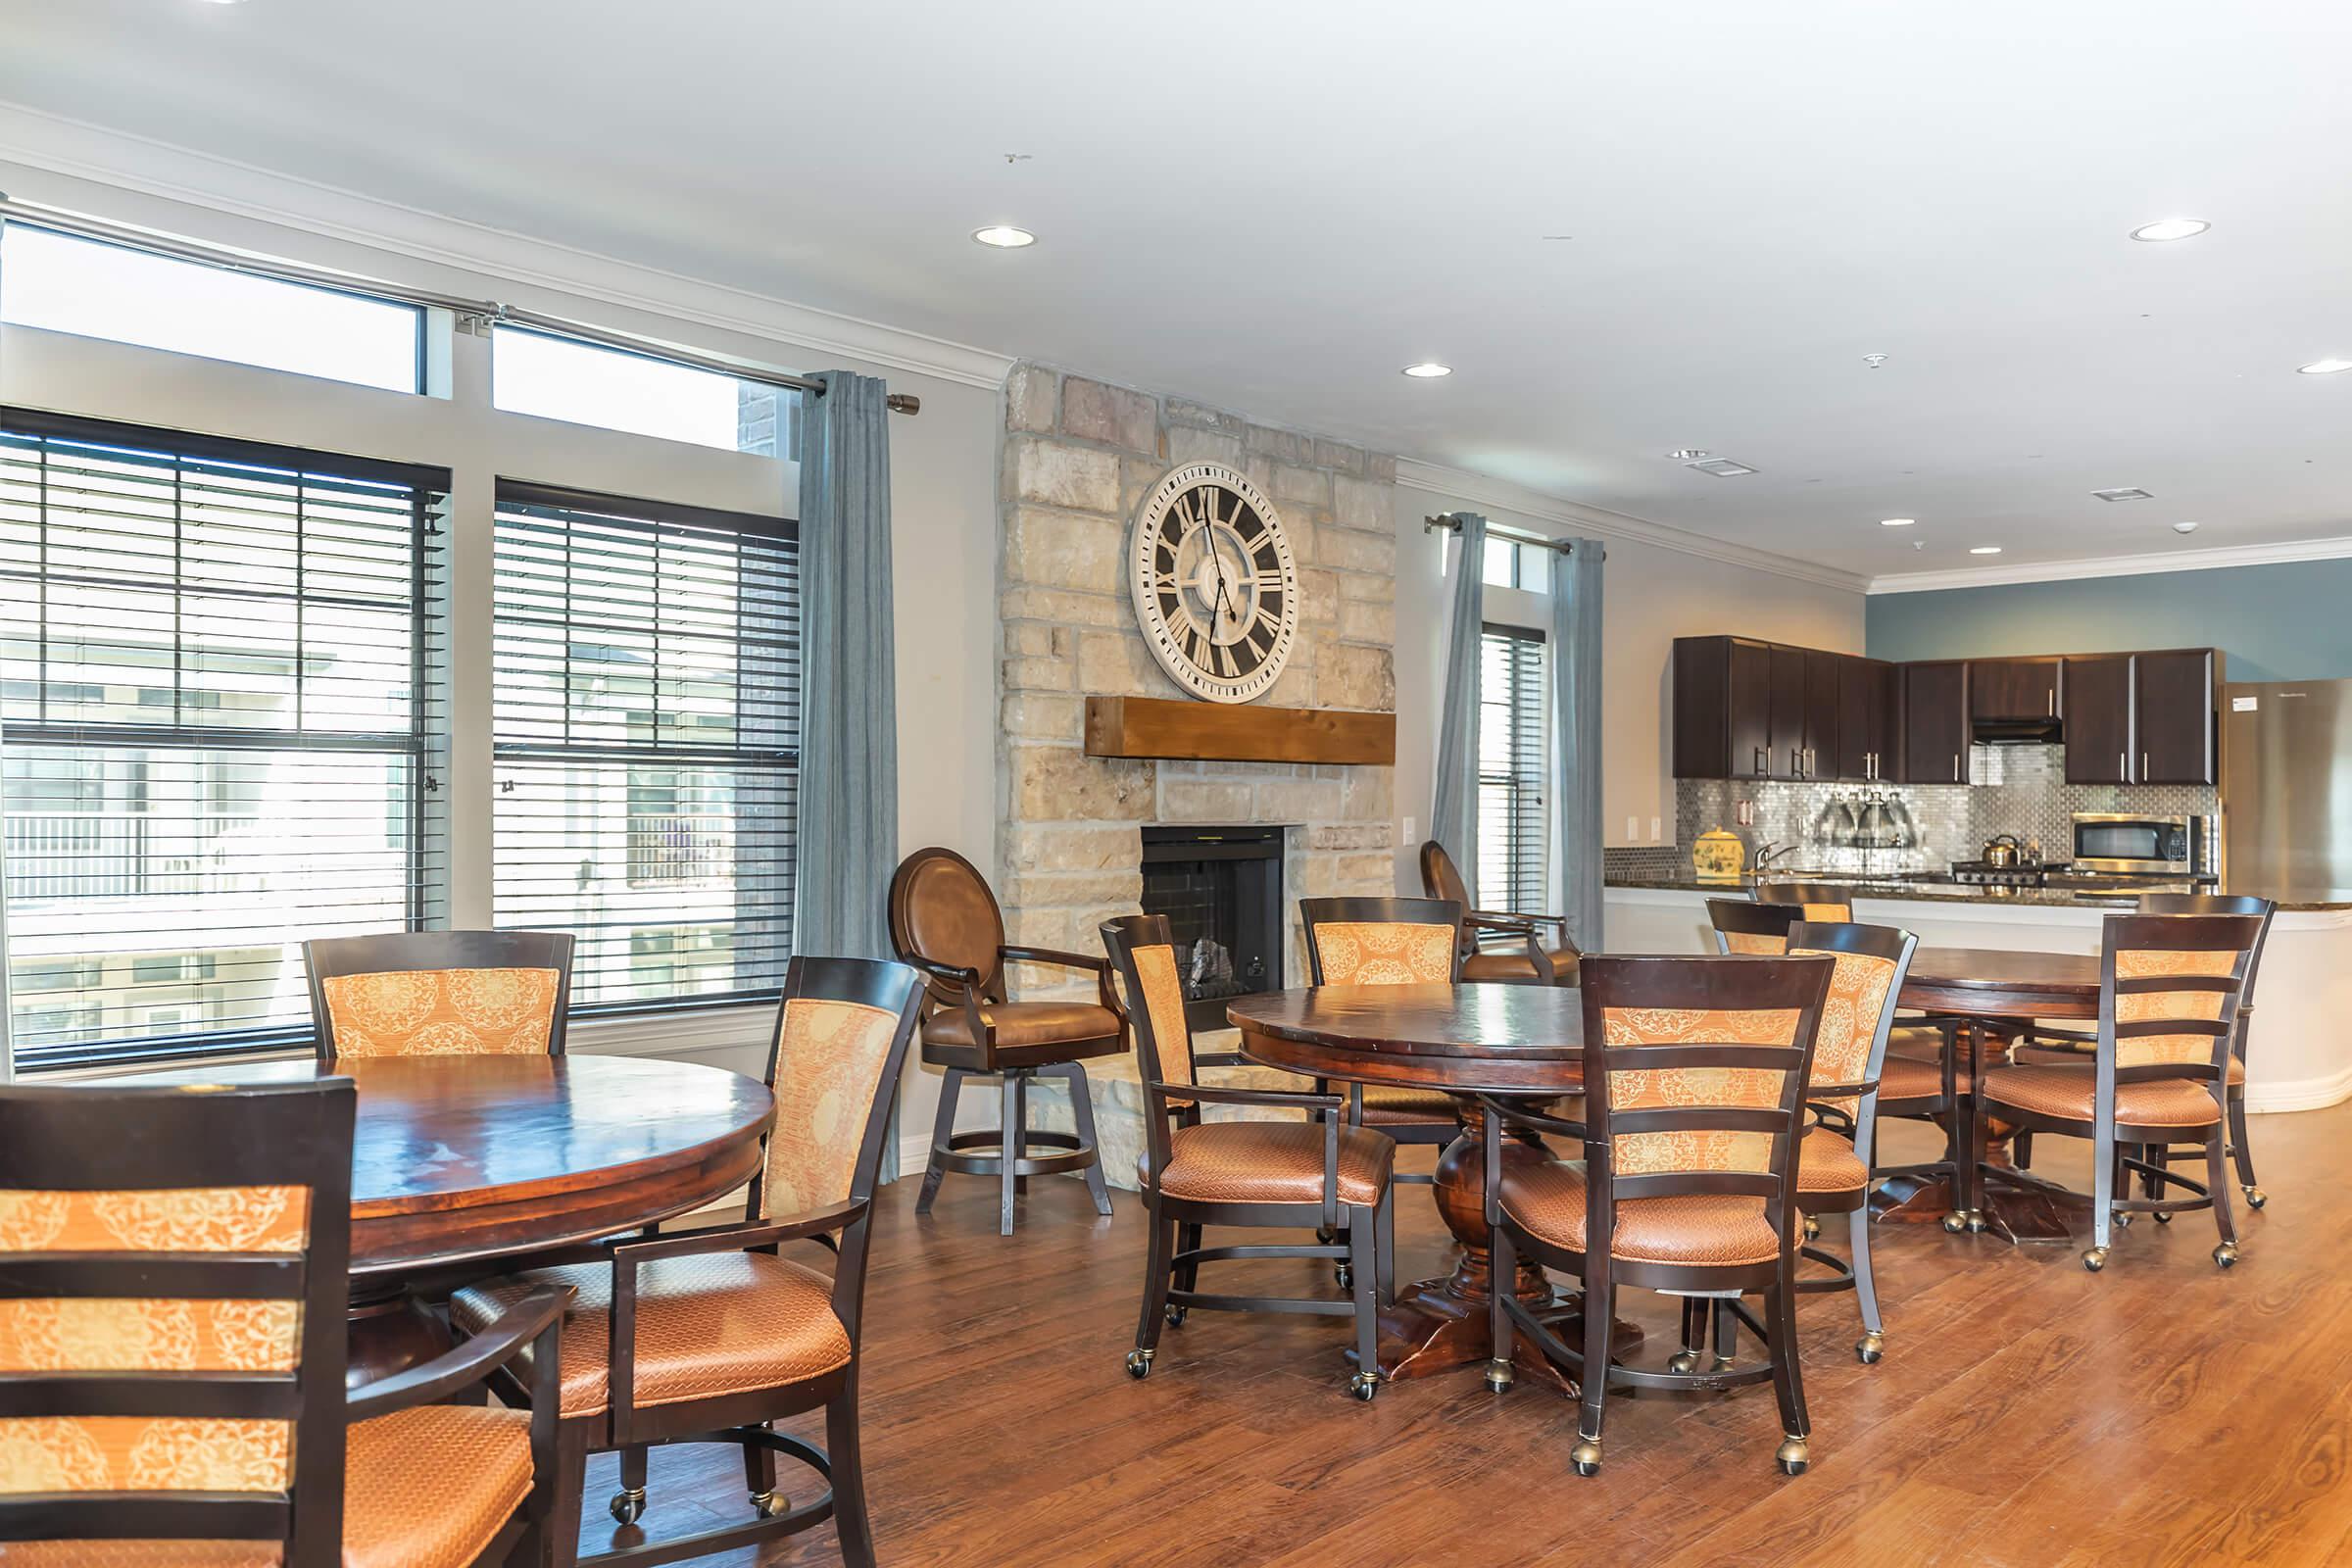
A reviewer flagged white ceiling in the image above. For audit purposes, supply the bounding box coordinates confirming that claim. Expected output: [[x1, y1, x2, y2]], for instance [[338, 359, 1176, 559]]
[[4, 0, 2351, 581]]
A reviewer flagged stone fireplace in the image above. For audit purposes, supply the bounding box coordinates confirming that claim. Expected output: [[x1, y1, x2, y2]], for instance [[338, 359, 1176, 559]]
[[1137, 824, 1286, 1033]]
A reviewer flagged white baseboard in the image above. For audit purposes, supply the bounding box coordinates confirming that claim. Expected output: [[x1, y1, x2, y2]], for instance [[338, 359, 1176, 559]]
[[2245, 1060, 2352, 1115]]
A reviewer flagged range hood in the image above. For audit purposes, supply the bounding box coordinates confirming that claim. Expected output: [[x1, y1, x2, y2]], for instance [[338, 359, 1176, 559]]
[[1971, 715, 2065, 744]]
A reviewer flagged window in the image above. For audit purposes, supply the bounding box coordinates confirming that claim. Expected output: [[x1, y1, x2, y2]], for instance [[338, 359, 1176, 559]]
[[1477, 626, 1547, 914], [491, 327, 799, 457], [1480, 535, 1552, 592], [492, 482, 798, 1011], [1, 411, 448, 1068], [0, 225, 423, 394]]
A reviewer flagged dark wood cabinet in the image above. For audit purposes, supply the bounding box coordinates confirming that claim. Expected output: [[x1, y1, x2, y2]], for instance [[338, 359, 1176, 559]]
[[1970, 658, 2061, 724], [2134, 648, 2218, 783], [2062, 656, 2135, 784], [1673, 636, 1775, 780], [1766, 645, 1807, 780], [1834, 657, 1896, 780], [1898, 662, 1971, 784], [1802, 651, 1840, 781]]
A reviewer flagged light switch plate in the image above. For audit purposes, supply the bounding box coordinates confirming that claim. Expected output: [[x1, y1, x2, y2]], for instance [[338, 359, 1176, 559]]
[[1650, 816, 1662, 842], [1401, 814, 1417, 847], [1626, 815, 1639, 841]]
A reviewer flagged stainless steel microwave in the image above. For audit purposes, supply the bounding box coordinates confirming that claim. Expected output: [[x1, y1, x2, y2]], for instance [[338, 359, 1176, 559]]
[[2071, 811, 2209, 875]]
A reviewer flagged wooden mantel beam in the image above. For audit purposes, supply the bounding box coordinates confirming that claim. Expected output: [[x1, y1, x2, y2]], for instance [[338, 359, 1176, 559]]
[[1083, 696, 1396, 766]]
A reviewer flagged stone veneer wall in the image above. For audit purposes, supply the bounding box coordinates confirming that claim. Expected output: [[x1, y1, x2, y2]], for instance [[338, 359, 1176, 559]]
[[995, 362, 1400, 999]]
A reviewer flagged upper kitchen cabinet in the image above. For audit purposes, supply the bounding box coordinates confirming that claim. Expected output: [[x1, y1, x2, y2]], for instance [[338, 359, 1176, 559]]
[[1897, 661, 1972, 784], [2134, 648, 2220, 784], [1766, 644, 1807, 780], [1970, 657, 2062, 730], [1834, 657, 1897, 781], [2062, 655, 2135, 783], [1673, 635, 1775, 780]]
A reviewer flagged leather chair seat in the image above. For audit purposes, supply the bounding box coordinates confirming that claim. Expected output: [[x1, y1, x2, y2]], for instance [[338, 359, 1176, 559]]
[[9, 1404, 534, 1568], [1877, 1055, 1973, 1101], [1886, 1022, 1952, 1056], [1496, 1159, 1781, 1267], [1151, 1120, 1393, 1207], [1797, 1127, 1869, 1193], [1357, 1084, 1459, 1126], [452, 1251, 850, 1420], [1460, 948, 1580, 986], [1982, 1064, 2224, 1129], [919, 1000, 1123, 1069]]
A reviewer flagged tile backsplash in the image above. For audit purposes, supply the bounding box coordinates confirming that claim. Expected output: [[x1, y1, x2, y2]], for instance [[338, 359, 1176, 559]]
[[1636, 744, 2218, 878]]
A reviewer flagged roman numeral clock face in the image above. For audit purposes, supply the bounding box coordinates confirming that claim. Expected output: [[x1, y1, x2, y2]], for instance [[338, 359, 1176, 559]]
[[1129, 463, 1298, 703]]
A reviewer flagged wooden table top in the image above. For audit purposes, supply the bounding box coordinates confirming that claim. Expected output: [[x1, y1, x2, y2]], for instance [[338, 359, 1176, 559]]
[[1901, 947, 2101, 1019], [111, 1054, 776, 1275], [1228, 984, 1585, 1094]]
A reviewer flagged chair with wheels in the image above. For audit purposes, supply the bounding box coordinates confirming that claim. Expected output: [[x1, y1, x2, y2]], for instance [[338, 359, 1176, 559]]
[[1419, 839, 1580, 986]]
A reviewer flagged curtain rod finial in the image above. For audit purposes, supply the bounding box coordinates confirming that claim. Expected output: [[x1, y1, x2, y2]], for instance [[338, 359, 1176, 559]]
[[885, 393, 921, 415]]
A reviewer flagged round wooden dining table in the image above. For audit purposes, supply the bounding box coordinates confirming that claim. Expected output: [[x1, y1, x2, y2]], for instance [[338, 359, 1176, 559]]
[[1879, 945, 2102, 1244], [108, 1053, 776, 1383], [1228, 983, 1614, 1390]]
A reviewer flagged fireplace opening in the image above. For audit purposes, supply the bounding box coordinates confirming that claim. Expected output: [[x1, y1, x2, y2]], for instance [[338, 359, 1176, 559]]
[[1137, 825, 1285, 1034]]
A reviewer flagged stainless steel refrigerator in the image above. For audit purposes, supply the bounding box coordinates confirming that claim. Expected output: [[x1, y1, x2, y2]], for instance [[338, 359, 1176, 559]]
[[2222, 679, 2352, 899]]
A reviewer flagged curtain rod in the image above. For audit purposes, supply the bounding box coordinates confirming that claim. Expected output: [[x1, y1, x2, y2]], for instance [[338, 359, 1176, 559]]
[[0, 196, 919, 415], [1423, 513, 1602, 558]]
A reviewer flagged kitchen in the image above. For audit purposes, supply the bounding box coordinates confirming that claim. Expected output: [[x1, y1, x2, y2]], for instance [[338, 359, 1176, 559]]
[[1607, 636, 2352, 1113]]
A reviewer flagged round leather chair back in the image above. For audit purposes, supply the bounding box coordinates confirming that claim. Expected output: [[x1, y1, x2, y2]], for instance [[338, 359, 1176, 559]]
[[889, 847, 1006, 1004]]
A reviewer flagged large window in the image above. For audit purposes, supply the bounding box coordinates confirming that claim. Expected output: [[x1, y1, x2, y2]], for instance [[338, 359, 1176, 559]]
[[491, 482, 798, 1011], [1477, 625, 1547, 914], [0, 411, 448, 1068], [0, 225, 424, 394], [491, 327, 799, 457]]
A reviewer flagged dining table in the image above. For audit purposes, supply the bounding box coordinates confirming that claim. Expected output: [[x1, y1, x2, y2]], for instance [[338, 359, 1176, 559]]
[[1227, 982, 1624, 1391], [104, 1053, 777, 1386], [1875, 944, 2104, 1244]]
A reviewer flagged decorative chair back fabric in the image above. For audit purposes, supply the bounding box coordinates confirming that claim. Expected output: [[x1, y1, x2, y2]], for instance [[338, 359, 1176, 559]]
[[305, 930, 573, 1059], [1787, 921, 1917, 1116], [1708, 899, 1801, 957], [1099, 915, 1195, 1098], [0, 1080, 355, 1558], [1301, 899, 1464, 987], [758, 957, 929, 1222], [2134, 895, 2277, 1063], [2102, 914, 2263, 1071], [1753, 884, 1857, 924]]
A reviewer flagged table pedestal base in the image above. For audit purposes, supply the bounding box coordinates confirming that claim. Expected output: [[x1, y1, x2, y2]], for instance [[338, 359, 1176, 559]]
[[346, 1277, 457, 1393]]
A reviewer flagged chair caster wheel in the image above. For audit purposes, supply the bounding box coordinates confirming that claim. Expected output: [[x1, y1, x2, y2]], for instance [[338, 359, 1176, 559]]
[[1165, 1304, 1188, 1327], [2114, 1212, 2133, 1227], [609, 1489, 646, 1526], [2245, 1187, 2267, 1210], [2214, 1242, 2238, 1269], [1802, 1215, 1820, 1241], [1125, 1348, 1152, 1379], [1348, 1371, 1380, 1402], [750, 1490, 785, 1520], [2082, 1247, 2108, 1273], [1855, 1332, 1884, 1365], [1483, 1358, 1515, 1394], [1335, 1264, 1353, 1293], [2153, 1211, 2173, 1225], [1571, 1440, 1603, 1477], [1942, 1212, 1968, 1234], [1667, 1349, 1701, 1375], [1963, 1210, 1987, 1234], [1777, 1437, 1809, 1477]]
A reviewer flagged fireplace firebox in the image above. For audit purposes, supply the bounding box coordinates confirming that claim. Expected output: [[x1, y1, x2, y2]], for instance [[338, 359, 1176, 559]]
[[1137, 825, 1285, 1034]]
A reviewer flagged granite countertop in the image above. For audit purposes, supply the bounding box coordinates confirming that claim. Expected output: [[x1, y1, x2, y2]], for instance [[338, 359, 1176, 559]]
[[1606, 875, 2352, 913]]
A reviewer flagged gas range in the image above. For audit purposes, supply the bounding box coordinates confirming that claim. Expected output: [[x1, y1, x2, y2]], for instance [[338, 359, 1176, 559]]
[[1947, 859, 2071, 888]]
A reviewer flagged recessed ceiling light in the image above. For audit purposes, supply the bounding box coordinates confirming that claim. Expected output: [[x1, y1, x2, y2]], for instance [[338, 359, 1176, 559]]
[[2297, 358, 2352, 375], [1969, 546, 2003, 556], [2091, 486, 2154, 502], [1401, 362, 1453, 378], [971, 224, 1036, 249], [2130, 218, 2210, 242], [1685, 458, 1757, 477], [1879, 517, 1917, 528], [1664, 448, 1710, 461], [2173, 520, 2201, 534]]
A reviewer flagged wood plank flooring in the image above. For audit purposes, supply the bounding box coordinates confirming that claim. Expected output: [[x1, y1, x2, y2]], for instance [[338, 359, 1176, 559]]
[[568, 1105, 2352, 1567]]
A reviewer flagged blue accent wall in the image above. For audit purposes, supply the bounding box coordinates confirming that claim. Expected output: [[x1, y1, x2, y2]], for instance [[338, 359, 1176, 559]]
[[1865, 556, 2352, 682]]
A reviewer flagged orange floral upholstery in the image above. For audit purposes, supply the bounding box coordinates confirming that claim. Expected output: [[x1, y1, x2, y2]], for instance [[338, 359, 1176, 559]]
[[1152, 1121, 1393, 1207], [760, 997, 901, 1217], [319, 967, 559, 1056], [1722, 931, 1786, 956], [1797, 1127, 1868, 1192], [1796, 901, 1852, 923], [1495, 1160, 1780, 1266], [1598, 1006, 1800, 1176], [9, 1403, 534, 1568], [1126, 943, 1197, 1101], [1310, 922, 1454, 986], [1788, 946, 1898, 1113], [449, 1251, 850, 1419], [1983, 1064, 2225, 1128], [2113, 948, 2239, 1067]]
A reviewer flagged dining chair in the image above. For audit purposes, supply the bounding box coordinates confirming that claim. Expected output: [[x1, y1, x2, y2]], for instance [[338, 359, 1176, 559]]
[[1708, 897, 1802, 955], [1751, 883, 1860, 923], [449, 956, 925, 1568], [1300, 896, 1467, 1185], [888, 845, 1122, 1235], [0, 1078, 569, 1567], [1978, 911, 2264, 1273], [1479, 952, 1835, 1478], [1102, 914, 1395, 1401], [1418, 839, 1580, 985], [304, 929, 575, 1059]]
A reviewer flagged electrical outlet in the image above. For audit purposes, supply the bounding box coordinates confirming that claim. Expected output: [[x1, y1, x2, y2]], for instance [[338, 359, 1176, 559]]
[[1626, 815, 1639, 841], [1401, 814, 1417, 847], [1650, 816, 1662, 842]]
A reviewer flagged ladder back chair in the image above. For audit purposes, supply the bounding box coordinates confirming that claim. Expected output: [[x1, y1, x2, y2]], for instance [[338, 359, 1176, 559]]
[[449, 956, 927, 1568], [1102, 914, 1395, 1401], [1479, 953, 1835, 1479], [304, 930, 575, 1059], [0, 1079, 569, 1567], [1750, 884, 1860, 923], [1299, 897, 1467, 1184], [1418, 840, 1580, 986], [888, 847, 1122, 1235]]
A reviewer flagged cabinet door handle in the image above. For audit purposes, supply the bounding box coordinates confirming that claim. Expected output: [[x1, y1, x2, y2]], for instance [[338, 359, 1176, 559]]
[[1952, 753, 1961, 783], [2142, 751, 2150, 781], [2120, 751, 2128, 782], [2047, 689, 2055, 716]]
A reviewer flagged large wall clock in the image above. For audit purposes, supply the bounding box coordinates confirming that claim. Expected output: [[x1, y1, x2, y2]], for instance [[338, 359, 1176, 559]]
[[1129, 462, 1299, 704]]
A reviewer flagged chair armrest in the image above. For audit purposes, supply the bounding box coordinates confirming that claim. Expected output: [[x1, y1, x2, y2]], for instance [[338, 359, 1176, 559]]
[[1808, 1077, 1880, 1100], [901, 953, 983, 989], [1151, 1080, 1343, 1114], [1192, 1050, 1250, 1068], [999, 946, 1119, 1011], [348, 1283, 571, 1423], [1469, 1092, 1586, 1141], [609, 1200, 867, 1266], [2021, 1027, 2096, 1051]]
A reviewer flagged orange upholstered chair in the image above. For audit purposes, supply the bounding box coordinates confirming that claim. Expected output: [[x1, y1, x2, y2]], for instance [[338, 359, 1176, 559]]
[[1299, 897, 1465, 1182], [304, 929, 574, 1059]]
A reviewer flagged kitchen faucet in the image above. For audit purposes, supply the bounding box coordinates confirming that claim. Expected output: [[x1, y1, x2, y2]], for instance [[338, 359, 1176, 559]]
[[1752, 840, 1793, 871]]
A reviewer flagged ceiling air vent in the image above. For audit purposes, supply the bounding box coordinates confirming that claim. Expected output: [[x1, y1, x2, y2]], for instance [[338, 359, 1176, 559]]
[[2091, 486, 2154, 502], [1685, 458, 1758, 477]]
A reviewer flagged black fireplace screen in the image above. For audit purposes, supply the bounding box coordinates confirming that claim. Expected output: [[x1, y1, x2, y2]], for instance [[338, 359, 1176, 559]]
[[1137, 825, 1284, 1033]]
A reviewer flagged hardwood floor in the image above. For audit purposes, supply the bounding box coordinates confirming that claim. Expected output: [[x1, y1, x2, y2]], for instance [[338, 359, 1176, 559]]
[[568, 1105, 2352, 1567]]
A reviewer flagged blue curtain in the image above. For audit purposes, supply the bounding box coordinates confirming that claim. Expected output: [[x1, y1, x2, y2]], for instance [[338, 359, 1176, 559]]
[[1550, 539, 1605, 949], [1431, 513, 1488, 906]]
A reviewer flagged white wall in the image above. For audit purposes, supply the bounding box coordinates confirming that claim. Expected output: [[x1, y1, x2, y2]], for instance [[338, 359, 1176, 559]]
[[1391, 467, 1867, 891]]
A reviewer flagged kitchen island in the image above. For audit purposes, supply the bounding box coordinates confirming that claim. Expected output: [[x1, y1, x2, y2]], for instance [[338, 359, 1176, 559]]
[[1606, 877, 2352, 1112]]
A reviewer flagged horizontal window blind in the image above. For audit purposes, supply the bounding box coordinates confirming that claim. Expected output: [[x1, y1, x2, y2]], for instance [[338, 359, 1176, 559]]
[[492, 481, 798, 1012], [1478, 624, 1547, 916], [0, 409, 449, 1070]]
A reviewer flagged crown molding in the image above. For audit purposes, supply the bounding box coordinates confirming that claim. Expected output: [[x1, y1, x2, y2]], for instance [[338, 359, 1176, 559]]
[[0, 101, 1017, 391], [1866, 533, 2352, 595], [1393, 458, 1871, 595]]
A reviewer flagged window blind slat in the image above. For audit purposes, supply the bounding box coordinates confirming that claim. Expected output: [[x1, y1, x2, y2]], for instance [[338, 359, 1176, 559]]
[[1478, 626, 1547, 916]]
